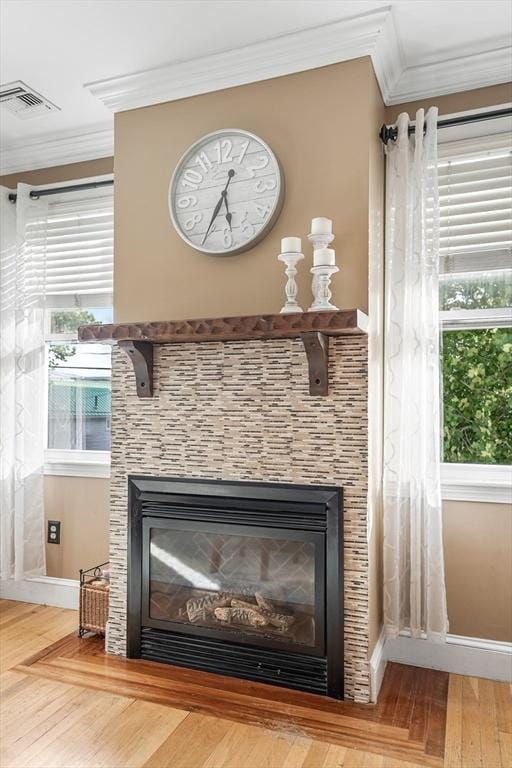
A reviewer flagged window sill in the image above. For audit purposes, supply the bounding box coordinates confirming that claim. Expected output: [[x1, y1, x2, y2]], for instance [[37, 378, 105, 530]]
[[44, 450, 110, 479], [441, 463, 512, 504]]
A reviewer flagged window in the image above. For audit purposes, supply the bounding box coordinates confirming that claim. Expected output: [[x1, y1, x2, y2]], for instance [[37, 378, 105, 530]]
[[47, 311, 112, 452], [438, 132, 511, 500], [32, 181, 114, 476]]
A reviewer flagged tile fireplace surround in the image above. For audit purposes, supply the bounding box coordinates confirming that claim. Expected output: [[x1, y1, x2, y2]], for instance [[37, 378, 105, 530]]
[[106, 328, 370, 701]]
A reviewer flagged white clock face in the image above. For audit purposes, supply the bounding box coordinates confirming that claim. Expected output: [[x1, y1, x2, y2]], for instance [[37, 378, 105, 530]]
[[169, 129, 284, 255]]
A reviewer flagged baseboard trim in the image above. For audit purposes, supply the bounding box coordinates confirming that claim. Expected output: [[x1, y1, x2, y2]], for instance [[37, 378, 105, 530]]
[[370, 627, 388, 702], [0, 576, 79, 610], [385, 630, 512, 683]]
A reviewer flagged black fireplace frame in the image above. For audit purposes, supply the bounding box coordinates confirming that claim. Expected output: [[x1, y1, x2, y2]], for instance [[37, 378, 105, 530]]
[[127, 475, 344, 698]]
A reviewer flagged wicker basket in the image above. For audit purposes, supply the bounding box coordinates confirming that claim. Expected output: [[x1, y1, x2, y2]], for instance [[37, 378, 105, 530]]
[[79, 562, 109, 636]]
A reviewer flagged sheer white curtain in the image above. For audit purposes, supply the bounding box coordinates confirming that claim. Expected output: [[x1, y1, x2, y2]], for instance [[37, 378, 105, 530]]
[[383, 109, 449, 641], [0, 185, 47, 580]]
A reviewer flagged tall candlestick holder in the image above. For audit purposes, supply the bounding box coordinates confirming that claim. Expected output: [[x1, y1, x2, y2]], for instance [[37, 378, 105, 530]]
[[278, 251, 304, 313], [308, 265, 339, 311], [307, 231, 334, 252], [308, 230, 335, 307]]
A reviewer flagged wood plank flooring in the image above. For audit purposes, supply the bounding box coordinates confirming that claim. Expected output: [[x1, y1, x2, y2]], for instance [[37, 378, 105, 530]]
[[1, 600, 511, 768], [15, 634, 448, 766]]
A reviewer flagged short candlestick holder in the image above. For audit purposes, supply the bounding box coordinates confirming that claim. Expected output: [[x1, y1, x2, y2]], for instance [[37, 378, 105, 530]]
[[278, 251, 304, 313], [308, 265, 339, 312]]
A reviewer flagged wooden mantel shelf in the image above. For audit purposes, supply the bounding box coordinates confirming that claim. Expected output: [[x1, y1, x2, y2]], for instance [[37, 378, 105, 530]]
[[78, 309, 368, 398]]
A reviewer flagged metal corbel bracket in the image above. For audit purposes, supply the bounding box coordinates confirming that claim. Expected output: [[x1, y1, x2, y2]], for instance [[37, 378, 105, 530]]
[[119, 341, 154, 397], [300, 331, 329, 396]]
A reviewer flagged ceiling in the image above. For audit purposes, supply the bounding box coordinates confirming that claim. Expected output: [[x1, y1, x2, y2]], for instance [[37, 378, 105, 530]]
[[1, 0, 511, 172]]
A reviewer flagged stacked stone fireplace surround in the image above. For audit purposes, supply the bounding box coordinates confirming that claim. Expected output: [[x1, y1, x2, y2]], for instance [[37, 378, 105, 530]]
[[107, 334, 370, 702]]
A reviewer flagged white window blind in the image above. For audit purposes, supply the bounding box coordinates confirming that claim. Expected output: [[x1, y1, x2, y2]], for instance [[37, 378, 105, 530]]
[[438, 133, 512, 275], [26, 186, 113, 308]]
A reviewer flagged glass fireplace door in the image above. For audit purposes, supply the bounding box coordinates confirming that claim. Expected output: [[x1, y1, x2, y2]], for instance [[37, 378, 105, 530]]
[[141, 518, 325, 654]]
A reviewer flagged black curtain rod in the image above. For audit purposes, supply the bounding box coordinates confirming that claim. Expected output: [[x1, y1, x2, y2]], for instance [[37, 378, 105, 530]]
[[379, 107, 512, 145], [8, 179, 113, 203]]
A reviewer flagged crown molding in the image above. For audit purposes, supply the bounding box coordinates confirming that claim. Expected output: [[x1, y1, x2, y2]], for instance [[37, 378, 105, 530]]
[[84, 8, 511, 114], [0, 123, 113, 176], [85, 7, 400, 112], [1, 9, 510, 175], [388, 46, 512, 105], [370, 10, 403, 105]]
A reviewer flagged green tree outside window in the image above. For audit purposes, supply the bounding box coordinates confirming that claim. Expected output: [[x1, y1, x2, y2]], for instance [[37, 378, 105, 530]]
[[441, 271, 511, 465], [48, 309, 96, 369]]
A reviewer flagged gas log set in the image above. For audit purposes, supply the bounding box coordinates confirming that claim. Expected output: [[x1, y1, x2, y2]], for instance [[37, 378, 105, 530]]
[[185, 591, 296, 631]]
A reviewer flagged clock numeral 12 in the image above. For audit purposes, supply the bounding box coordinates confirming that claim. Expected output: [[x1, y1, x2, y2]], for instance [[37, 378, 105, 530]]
[[215, 139, 233, 163]]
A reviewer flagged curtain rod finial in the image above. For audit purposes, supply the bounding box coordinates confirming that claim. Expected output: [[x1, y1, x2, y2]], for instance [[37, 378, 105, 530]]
[[379, 124, 397, 145]]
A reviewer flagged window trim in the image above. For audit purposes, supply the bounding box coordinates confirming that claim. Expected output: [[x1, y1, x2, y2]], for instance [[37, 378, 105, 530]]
[[44, 449, 110, 479], [441, 307, 512, 330], [441, 463, 511, 504]]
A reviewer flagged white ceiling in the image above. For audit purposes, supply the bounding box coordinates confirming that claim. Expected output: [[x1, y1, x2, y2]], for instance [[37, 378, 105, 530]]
[[0, 0, 511, 171]]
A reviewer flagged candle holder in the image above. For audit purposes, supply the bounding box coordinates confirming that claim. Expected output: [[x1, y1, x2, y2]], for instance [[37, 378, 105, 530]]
[[307, 231, 334, 252], [278, 251, 304, 313], [308, 231, 334, 304], [308, 265, 339, 312]]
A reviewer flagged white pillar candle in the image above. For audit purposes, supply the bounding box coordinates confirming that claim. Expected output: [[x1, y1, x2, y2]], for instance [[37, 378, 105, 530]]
[[281, 236, 302, 253], [313, 248, 336, 266], [311, 217, 332, 235]]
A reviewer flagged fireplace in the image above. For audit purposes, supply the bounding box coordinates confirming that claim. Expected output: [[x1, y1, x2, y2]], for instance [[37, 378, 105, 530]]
[[127, 475, 344, 698]]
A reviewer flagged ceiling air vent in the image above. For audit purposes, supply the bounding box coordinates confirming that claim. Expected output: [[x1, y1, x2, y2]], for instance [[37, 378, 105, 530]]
[[0, 80, 60, 119]]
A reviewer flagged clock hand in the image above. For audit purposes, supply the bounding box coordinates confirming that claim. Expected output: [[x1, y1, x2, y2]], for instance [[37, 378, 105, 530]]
[[201, 196, 224, 245], [201, 170, 235, 245], [223, 193, 233, 231]]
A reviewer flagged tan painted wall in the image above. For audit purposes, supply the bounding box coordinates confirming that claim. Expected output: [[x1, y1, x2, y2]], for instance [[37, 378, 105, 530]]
[[443, 500, 512, 642], [0, 157, 113, 188], [114, 58, 377, 323], [44, 476, 110, 580]]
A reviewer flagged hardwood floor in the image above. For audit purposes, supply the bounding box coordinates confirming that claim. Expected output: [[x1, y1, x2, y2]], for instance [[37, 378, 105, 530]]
[[1, 600, 510, 768], [14, 634, 448, 766]]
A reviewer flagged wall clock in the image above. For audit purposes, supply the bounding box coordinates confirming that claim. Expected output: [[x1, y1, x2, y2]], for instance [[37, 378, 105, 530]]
[[169, 128, 284, 255]]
